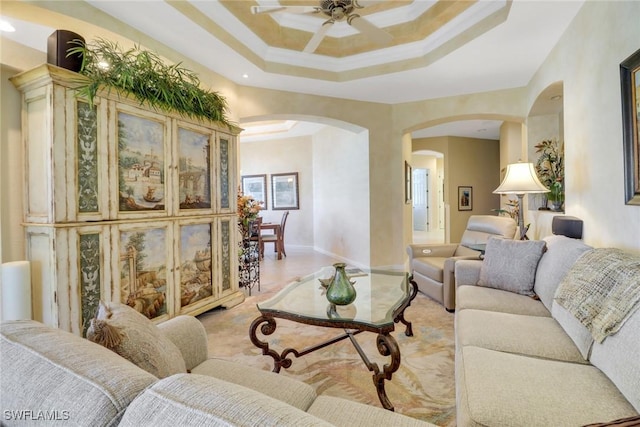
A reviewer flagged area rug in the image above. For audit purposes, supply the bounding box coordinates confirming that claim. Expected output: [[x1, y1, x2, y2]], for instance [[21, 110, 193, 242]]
[[198, 282, 456, 426]]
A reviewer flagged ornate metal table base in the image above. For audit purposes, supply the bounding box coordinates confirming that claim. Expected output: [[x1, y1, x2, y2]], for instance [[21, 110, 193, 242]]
[[249, 279, 418, 411]]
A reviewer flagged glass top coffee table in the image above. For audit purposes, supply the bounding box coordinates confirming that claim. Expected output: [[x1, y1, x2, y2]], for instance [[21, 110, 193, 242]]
[[249, 268, 418, 411]]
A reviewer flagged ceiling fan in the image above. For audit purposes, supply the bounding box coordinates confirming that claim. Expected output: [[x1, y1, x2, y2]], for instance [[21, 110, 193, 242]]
[[251, 1, 393, 53]]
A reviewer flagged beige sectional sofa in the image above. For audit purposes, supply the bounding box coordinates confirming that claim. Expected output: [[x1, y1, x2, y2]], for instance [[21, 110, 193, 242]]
[[1, 314, 433, 427], [454, 235, 640, 426]]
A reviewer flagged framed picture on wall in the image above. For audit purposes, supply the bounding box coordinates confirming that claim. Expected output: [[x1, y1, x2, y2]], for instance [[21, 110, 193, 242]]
[[458, 186, 473, 211], [241, 174, 267, 207], [621, 47, 640, 205], [271, 172, 299, 210], [405, 161, 412, 204]]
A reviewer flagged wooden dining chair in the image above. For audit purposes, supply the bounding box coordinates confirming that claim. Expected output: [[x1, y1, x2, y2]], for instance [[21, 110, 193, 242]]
[[260, 211, 289, 259]]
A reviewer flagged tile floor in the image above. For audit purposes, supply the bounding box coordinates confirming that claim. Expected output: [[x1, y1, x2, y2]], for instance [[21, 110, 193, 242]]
[[251, 226, 444, 296]]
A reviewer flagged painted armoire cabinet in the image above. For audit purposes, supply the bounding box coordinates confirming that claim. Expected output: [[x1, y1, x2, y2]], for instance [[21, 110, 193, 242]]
[[11, 64, 244, 336]]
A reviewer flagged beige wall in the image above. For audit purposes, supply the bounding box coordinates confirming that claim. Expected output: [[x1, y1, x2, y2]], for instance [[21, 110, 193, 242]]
[[312, 126, 370, 267], [1, 39, 48, 264], [497, 121, 525, 212], [526, 0, 640, 252]]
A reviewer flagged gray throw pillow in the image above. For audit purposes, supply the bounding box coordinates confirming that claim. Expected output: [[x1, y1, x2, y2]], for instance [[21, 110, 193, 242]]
[[478, 237, 547, 296]]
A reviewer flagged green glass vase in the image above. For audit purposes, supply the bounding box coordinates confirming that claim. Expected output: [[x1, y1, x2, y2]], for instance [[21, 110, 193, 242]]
[[326, 263, 356, 305]]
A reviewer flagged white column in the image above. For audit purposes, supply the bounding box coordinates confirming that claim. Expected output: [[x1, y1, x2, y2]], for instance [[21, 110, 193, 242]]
[[1, 261, 33, 320]]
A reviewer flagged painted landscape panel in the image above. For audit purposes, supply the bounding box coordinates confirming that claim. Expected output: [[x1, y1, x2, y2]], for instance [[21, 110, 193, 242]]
[[179, 223, 213, 307], [178, 128, 211, 209], [118, 112, 166, 211], [119, 227, 167, 319]]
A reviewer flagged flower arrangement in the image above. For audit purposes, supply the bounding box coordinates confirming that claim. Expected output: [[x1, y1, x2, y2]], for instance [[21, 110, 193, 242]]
[[534, 139, 564, 208], [237, 190, 263, 236]]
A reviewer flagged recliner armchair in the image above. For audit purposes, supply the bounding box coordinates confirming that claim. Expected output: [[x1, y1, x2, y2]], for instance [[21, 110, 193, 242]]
[[407, 215, 517, 312]]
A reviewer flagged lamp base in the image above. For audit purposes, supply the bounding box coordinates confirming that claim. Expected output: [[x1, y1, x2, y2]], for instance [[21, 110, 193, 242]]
[[517, 194, 527, 240]]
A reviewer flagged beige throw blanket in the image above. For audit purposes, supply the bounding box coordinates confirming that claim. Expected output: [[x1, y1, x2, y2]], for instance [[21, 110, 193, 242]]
[[554, 248, 640, 343]]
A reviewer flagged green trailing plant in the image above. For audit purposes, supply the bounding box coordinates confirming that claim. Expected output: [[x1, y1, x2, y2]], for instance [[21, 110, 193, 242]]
[[67, 38, 232, 127]]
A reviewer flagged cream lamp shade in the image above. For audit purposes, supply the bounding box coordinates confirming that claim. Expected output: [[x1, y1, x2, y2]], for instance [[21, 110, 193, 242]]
[[494, 162, 549, 194], [494, 162, 549, 239]]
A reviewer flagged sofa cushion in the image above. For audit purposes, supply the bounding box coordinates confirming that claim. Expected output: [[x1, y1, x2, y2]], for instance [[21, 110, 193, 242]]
[[191, 358, 317, 410], [86, 301, 186, 378], [456, 285, 551, 317], [412, 257, 446, 282], [156, 315, 208, 372], [120, 373, 332, 427], [308, 395, 435, 427], [590, 305, 640, 413], [457, 346, 638, 427], [478, 237, 546, 296], [551, 303, 595, 360], [1, 320, 157, 427], [456, 309, 587, 364], [534, 235, 592, 312], [583, 415, 640, 426]]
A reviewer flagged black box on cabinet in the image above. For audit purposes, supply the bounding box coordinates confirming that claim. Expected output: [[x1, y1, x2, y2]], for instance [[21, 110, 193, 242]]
[[47, 30, 84, 72]]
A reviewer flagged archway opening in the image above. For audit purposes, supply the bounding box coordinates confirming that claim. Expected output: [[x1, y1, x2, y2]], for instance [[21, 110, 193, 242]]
[[238, 116, 371, 267]]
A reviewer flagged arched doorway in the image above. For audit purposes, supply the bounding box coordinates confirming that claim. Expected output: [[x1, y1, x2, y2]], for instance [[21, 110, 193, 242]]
[[411, 150, 445, 244], [409, 118, 508, 243], [238, 116, 371, 267]]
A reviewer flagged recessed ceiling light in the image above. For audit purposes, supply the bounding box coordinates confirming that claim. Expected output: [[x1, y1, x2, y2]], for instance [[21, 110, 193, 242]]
[[0, 19, 16, 33], [242, 73, 249, 79]]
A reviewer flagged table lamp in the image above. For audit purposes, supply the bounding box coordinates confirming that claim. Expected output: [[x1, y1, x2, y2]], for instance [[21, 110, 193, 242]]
[[494, 162, 549, 240]]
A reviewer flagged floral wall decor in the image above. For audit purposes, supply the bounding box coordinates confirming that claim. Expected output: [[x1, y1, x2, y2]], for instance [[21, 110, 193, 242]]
[[534, 138, 564, 210]]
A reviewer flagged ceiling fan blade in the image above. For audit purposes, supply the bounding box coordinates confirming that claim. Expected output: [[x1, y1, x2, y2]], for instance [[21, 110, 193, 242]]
[[303, 21, 333, 53], [353, 0, 387, 7], [251, 5, 319, 15], [348, 15, 392, 46]]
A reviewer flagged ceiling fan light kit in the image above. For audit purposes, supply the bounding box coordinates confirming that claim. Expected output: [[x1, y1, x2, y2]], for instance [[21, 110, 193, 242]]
[[253, 0, 393, 54]]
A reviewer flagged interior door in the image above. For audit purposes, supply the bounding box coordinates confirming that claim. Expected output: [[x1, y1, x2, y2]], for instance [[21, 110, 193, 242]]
[[412, 168, 428, 231]]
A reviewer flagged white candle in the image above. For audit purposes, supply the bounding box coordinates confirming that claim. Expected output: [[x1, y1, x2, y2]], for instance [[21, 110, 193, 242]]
[[1, 261, 32, 320]]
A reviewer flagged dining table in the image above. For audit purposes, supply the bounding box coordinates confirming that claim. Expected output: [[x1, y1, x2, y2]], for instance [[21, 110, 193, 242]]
[[259, 222, 283, 260]]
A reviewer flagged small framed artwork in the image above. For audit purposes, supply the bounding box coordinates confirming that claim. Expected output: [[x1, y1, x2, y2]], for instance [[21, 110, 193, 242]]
[[458, 186, 472, 211], [241, 174, 267, 207], [620, 47, 640, 205], [271, 172, 299, 210], [405, 161, 412, 204]]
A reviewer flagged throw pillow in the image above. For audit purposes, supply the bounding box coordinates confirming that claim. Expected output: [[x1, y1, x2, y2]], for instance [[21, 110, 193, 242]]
[[86, 301, 186, 378], [477, 237, 547, 296]]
